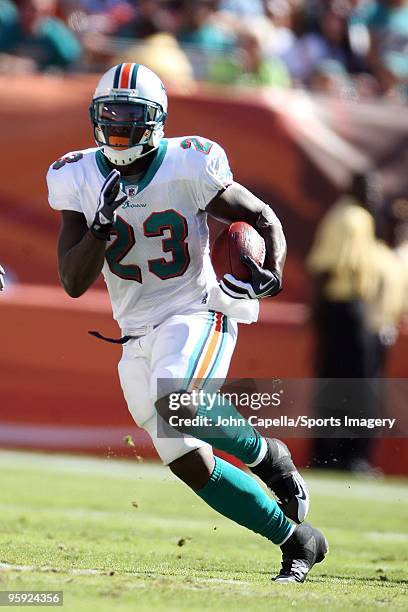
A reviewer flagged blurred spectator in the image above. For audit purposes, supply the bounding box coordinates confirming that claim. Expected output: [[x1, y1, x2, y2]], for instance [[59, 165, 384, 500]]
[[108, 1, 194, 84], [281, 1, 363, 85], [367, 236, 407, 374], [0, 0, 82, 72], [74, 0, 131, 12], [307, 172, 384, 471], [262, 0, 299, 59], [115, 31, 194, 85], [173, 0, 237, 79], [395, 221, 408, 318], [307, 172, 380, 376], [351, 0, 408, 95], [176, 0, 235, 53], [308, 57, 354, 94], [308, 173, 408, 472], [70, 0, 170, 72], [64, 0, 135, 38], [219, 0, 264, 17], [115, 0, 172, 39], [209, 23, 291, 86]]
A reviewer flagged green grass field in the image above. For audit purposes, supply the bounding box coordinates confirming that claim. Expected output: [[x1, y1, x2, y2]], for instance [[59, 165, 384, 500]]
[[0, 450, 407, 611]]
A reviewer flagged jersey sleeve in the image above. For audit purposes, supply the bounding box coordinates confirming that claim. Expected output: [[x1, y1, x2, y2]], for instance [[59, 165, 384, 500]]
[[46, 156, 82, 213], [189, 139, 233, 211]]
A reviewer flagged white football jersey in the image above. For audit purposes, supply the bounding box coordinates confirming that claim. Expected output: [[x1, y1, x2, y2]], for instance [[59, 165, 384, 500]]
[[47, 136, 258, 330]]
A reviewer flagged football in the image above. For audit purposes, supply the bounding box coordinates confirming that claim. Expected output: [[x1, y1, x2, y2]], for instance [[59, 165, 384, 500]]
[[211, 221, 266, 281]]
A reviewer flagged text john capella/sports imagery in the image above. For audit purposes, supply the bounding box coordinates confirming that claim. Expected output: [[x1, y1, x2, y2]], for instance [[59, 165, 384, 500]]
[[167, 413, 396, 431], [166, 391, 396, 430]]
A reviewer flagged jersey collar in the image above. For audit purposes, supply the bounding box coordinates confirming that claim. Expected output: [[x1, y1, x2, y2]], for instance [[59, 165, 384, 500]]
[[95, 139, 168, 194]]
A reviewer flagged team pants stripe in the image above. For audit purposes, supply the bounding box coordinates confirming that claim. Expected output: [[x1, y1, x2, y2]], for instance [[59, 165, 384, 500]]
[[184, 312, 228, 391], [184, 311, 216, 387], [194, 313, 225, 381], [204, 315, 228, 383]]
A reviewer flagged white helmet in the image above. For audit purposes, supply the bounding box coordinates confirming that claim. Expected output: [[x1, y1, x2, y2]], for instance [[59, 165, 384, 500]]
[[90, 63, 168, 165]]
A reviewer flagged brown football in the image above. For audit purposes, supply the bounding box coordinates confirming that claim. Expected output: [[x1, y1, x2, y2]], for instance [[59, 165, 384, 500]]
[[211, 221, 266, 281]]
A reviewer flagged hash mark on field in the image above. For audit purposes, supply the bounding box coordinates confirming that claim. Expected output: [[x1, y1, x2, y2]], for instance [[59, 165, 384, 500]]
[[0, 563, 251, 585], [367, 532, 408, 542], [0, 563, 103, 575], [0, 502, 210, 530]]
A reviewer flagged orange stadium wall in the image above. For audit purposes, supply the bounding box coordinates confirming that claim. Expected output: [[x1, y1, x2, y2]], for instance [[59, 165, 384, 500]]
[[0, 76, 407, 473]]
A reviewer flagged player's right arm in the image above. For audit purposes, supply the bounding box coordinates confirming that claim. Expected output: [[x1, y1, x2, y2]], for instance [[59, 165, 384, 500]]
[[48, 157, 126, 297], [57, 210, 107, 298]]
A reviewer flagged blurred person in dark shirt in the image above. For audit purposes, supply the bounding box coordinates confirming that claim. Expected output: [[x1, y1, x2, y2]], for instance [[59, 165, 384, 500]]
[[114, 0, 173, 39], [0, 0, 81, 72], [281, 0, 364, 84]]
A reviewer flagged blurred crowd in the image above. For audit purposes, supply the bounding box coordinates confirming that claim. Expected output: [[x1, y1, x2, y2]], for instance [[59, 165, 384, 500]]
[[0, 0, 407, 99]]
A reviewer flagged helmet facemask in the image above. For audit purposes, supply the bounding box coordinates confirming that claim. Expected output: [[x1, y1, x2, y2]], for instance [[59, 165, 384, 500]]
[[90, 97, 166, 165]]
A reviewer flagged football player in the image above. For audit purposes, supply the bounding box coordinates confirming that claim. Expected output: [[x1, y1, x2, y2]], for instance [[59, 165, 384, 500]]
[[47, 63, 328, 583]]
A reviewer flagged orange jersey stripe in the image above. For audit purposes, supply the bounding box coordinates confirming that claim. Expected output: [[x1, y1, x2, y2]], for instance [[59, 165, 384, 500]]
[[120, 63, 132, 88]]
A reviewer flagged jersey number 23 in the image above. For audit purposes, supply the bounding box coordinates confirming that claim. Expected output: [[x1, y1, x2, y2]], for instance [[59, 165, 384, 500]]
[[106, 209, 190, 282]]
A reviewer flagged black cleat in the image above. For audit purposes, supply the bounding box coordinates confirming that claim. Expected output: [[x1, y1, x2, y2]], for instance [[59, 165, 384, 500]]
[[274, 523, 329, 583], [250, 438, 310, 523]]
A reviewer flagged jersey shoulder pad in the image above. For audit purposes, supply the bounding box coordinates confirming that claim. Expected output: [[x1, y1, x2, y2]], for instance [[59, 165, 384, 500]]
[[169, 136, 232, 181], [47, 147, 97, 175], [168, 136, 233, 210], [46, 148, 96, 213]]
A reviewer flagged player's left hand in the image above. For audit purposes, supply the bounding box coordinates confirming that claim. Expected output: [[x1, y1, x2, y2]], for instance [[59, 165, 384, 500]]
[[219, 255, 281, 299], [91, 170, 127, 240], [0, 265, 5, 291]]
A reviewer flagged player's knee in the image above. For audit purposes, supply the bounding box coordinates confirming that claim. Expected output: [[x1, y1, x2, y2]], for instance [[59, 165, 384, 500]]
[[169, 446, 214, 490], [156, 392, 197, 427]]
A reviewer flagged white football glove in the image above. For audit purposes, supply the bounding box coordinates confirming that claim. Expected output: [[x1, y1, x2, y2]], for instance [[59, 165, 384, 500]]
[[0, 265, 4, 291]]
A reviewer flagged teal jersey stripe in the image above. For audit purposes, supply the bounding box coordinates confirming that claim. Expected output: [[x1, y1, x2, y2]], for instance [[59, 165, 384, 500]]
[[137, 139, 167, 193], [95, 148, 112, 177], [184, 311, 216, 389]]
